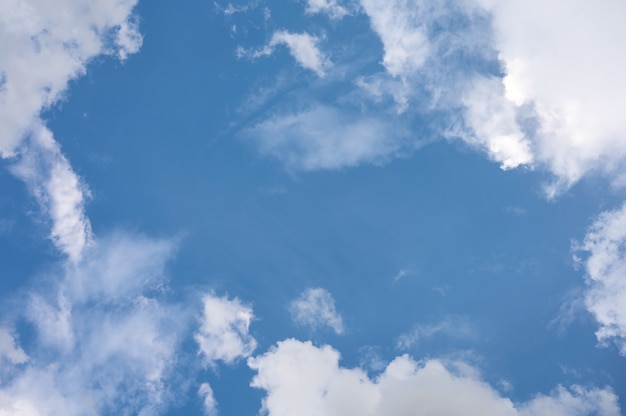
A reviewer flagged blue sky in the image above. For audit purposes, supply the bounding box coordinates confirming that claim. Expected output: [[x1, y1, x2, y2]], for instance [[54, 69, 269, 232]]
[[1, 0, 626, 415]]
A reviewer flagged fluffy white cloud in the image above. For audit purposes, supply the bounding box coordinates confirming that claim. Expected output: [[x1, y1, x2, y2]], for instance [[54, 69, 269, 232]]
[[0, 0, 142, 156], [10, 125, 92, 262], [195, 293, 257, 366], [577, 203, 626, 355], [0, 232, 188, 416], [460, 76, 533, 170], [290, 288, 344, 334], [244, 105, 408, 171], [305, 0, 348, 19], [249, 339, 620, 416], [474, 0, 626, 193]]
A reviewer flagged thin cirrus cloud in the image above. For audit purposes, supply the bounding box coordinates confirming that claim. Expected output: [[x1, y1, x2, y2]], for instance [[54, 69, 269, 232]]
[[242, 104, 409, 171], [248, 339, 620, 416], [290, 288, 344, 335], [396, 317, 475, 350]]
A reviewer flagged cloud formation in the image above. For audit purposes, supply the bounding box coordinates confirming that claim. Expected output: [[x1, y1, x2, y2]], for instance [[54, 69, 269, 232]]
[[305, 0, 348, 19], [249, 339, 620, 416], [0, 0, 142, 156], [10, 125, 92, 262], [195, 293, 257, 366], [290, 288, 344, 334], [0, 232, 187, 415], [240, 31, 329, 77], [243, 105, 408, 171], [476, 0, 626, 193], [396, 317, 475, 350], [359, 0, 430, 78], [578, 203, 626, 355]]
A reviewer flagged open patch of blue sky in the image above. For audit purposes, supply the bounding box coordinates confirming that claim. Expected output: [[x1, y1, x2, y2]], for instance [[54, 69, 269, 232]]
[[1, 0, 626, 415]]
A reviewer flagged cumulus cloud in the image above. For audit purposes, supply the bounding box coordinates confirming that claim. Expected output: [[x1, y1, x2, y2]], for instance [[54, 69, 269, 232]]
[[460, 76, 533, 170], [249, 339, 620, 416], [0, 0, 142, 156], [577, 202, 626, 355], [195, 293, 257, 366], [290, 288, 344, 334], [240, 31, 329, 77], [473, 0, 626, 193], [0, 232, 188, 416], [243, 105, 409, 171]]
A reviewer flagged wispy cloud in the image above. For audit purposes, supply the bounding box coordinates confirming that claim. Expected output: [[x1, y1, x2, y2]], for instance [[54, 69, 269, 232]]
[[576, 202, 626, 355], [239, 31, 330, 77], [290, 288, 344, 335], [396, 317, 475, 350], [242, 104, 409, 171], [0, 232, 189, 415], [10, 125, 92, 262], [305, 0, 348, 19]]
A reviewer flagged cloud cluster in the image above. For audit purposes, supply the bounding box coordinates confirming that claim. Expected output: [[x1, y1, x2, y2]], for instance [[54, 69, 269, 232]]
[[249, 339, 620, 416], [290, 288, 344, 334], [0, 232, 187, 415], [239, 0, 626, 197]]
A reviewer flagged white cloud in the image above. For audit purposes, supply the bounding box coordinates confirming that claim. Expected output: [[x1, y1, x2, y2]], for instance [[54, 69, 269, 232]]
[[0, 232, 188, 416], [10, 125, 92, 262], [195, 293, 257, 366], [242, 31, 329, 77], [290, 288, 344, 335], [0, 0, 142, 157], [473, 0, 626, 192], [249, 339, 620, 416], [577, 202, 626, 355], [0, 328, 28, 366], [305, 0, 348, 19], [244, 105, 408, 171], [199, 383, 218, 416], [359, 0, 430, 78], [460, 76, 533, 170]]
